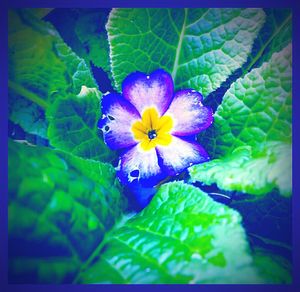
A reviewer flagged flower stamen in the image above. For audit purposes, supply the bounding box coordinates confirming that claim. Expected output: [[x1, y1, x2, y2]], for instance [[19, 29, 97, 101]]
[[131, 107, 173, 151], [148, 130, 157, 140]]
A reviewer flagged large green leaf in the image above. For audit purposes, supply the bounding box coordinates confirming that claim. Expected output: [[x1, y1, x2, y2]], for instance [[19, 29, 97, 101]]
[[76, 182, 264, 284], [207, 44, 291, 156], [190, 44, 292, 196], [107, 8, 265, 96], [8, 140, 126, 283], [47, 86, 115, 162], [8, 9, 97, 138], [203, 9, 292, 113]]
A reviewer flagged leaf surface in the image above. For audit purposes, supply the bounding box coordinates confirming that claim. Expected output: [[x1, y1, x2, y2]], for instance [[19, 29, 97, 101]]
[[8, 140, 125, 283], [47, 87, 115, 162], [46, 9, 111, 75], [245, 9, 292, 72], [74, 9, 111, 73], [202, 9, 292, 112], [77, 182, 263, 284], [107, 8, 265, 96], [189, 142, 291, 196], [8, 9, 97, 138], [191, 44, 292, 196]]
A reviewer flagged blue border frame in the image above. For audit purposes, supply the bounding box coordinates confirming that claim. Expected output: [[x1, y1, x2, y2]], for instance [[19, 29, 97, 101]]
[[0, 0, 8, 290], [3, 0, 299, 8], [1, 1, 299, 292]]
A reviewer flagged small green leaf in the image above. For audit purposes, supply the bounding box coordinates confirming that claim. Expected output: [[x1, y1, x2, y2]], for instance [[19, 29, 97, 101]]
[[107, 8, 265, 96], [77, 182, 263, 284], [8, 140, 126, 283], [8, 9, 97, 138], [47, 86, 115, 162], [189, 142, 291, 196]]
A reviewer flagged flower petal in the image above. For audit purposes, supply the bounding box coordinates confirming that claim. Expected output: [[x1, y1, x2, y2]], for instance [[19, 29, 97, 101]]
[[164, 89, 213, 136], [100, 93, 140, 150], [118, 144, 165, 186], [141, 107, 160, 130], [155, 132, 172, 146], [122, 69, 174, 116], [157, 115, 173, 133], [156, 136, 209, 175], [140, 139, 157, 151], [131, 120, 147, 141]]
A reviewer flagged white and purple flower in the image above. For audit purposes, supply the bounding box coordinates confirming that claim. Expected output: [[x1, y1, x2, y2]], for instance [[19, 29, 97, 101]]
[[99, 69, 213, 187]]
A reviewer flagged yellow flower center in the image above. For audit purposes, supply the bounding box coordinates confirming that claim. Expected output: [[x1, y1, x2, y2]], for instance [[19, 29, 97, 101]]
[[131, 107, 173, 151]]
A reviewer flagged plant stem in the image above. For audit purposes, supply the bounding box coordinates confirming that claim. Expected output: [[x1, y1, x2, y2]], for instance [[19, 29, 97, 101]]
[[8, 80, 49, 110]]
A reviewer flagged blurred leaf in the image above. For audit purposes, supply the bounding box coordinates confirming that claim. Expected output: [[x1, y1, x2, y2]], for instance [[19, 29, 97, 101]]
[[8, 9, 97, 138], [47, 86, 115, 162], [77, 182, 264, 284], [107, 8, 265, 96], [8, 140, 126, 283], [27, 8, 54, 19], [252, 248, 291, 284], [46, 9, 111, 75], [8, 120, 49, 147]]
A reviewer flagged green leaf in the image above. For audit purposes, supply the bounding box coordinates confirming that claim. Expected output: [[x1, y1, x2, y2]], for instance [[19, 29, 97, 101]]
[[189, 142, 291, 196], [8, 140, 126, 283], [252, 248, 291, 284], [230, 191, 291, 255], [8, 92, 48, 138], [47, 86, 115, 162], [27, 8, 54, 19], [77, 182, 263, 284], [207, 44, 291, 156], [46, 9, 111, 75], [191, 44, 292, 196], [74, 9, 111, 73], [203, 9, 292, 113], [8, 9, 97, 138], [244, 9, 292, 73], [107, 8, 265, 96]]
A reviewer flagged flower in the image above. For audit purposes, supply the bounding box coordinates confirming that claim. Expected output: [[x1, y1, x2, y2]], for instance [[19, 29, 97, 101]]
[[99, 69, 213, 186]]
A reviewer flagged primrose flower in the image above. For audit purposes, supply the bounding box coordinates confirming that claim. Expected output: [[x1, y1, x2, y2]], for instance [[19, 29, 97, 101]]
[[99, 69, 213, 186]]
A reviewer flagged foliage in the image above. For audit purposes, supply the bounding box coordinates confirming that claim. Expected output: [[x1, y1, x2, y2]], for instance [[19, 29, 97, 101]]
[[8, 8, 292, 284], [8, 140, 125, 283]]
